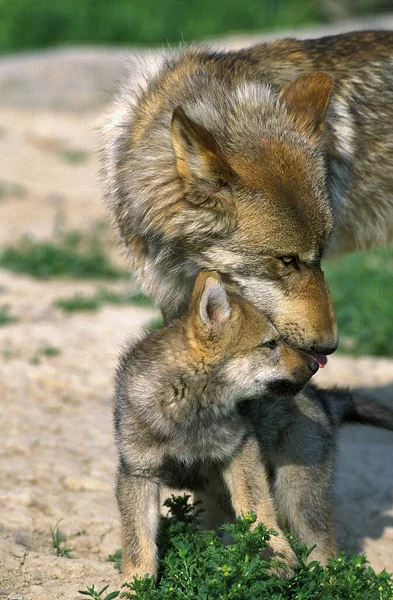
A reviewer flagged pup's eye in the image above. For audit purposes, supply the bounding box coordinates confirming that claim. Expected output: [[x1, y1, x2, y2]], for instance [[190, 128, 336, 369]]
[[216, 178, 229, 188], [279, 256, 297, 267], [261, 339, 278, 350]]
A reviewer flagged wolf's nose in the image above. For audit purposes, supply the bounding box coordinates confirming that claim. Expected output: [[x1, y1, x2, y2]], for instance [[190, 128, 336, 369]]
[[309, 338, 339, 355]]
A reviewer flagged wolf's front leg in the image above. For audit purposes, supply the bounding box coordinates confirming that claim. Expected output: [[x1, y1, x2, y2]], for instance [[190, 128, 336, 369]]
[[116, 470, 160, 585], [223, 437, 298, 577]]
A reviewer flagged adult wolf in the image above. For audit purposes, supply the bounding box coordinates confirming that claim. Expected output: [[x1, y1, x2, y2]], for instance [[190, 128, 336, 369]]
[[102, 30, 393, 358]]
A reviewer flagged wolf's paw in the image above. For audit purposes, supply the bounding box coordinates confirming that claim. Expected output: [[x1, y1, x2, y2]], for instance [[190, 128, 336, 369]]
[[261, 534, 298, 578]]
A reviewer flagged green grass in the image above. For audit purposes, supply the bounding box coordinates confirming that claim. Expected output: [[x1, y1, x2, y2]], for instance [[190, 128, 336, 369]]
[[0, 230, 127, 280], [0, 304, 17, 326], [53, 288, 154, 312], [1, 0, 388, 54], [54, 292, 102, 312], [79, 495, 393, 600], [0, 180, 27, 201], [57, 149, 90, 164], [30, 345, 62, 365], [324, 246, 393, 357], [50, 521, 74, 558], [0, 0, 322, 53], [145, 315, 164, 331], [40, 345, 62, 357], [107, 549, 122, 573]]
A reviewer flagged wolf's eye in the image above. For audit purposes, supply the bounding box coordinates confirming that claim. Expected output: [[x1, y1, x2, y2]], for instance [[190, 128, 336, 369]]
[[261, 339, 277, 350], [279, 256, 297, 268]]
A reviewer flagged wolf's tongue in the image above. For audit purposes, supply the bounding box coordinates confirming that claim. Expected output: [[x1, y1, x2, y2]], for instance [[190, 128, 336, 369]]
[[310, 352, 328, 368]]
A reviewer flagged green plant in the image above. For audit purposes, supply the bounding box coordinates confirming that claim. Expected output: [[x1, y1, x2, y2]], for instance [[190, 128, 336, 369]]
[[78, 584, 119, 600], [50, 521, 74, 558], [0, 230, 127, 280], [91, 496, 392, 600]]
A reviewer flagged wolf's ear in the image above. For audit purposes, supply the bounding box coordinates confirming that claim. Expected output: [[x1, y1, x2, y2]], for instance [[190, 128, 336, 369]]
[[171, 107, 232, 185], [278, 72, 333, 138], [191, 271, 231, 335]]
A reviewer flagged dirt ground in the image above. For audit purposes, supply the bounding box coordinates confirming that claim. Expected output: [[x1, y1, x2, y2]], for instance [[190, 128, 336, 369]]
[[1, 27, 393, 599]]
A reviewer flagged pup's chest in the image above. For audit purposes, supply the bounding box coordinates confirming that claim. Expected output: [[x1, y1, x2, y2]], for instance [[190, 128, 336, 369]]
[[166, 415, 245, 464]]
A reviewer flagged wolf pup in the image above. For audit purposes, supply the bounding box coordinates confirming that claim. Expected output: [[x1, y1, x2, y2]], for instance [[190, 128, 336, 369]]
[[103, 30, 393, 357], [114, 271, 393, 583]]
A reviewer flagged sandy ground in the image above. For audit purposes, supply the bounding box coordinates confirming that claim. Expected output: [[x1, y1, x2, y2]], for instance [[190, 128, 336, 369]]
[[1, 24, 393, 599]]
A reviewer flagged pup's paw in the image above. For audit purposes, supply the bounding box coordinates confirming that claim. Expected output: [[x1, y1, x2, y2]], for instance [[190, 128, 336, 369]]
[[261, 534, 298, 578]]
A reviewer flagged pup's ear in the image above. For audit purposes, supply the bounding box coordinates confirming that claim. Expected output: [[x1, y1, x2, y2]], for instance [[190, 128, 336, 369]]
[[191, 271, 231, 335], [278, 72, 333, 138], [171, 107, 232, 186]]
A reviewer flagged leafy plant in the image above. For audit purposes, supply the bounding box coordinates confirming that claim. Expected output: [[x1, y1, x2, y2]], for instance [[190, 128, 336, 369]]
[[50, 521, 74, 558], [92, 495, 393, 600]]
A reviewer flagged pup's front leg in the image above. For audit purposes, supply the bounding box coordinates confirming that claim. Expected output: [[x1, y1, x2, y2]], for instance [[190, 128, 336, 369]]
[[273, 462, 337, 566], [223, 437, 298, 578], [116, 469, 160, 585]]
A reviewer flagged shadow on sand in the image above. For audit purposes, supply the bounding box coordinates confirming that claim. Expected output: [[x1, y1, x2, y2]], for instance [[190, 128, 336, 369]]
[[334, 381, 393, 566]]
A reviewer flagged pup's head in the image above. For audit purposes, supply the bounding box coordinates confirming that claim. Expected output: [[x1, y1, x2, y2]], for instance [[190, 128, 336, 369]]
[[185, 271, 320, 403], [170, 72, 338, 357]]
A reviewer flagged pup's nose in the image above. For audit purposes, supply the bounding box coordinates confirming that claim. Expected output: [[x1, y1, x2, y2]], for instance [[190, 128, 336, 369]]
[[309, 360, 319, 375]]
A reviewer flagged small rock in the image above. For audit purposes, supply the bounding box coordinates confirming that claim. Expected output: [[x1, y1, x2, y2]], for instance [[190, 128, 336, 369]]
[[13, 530, 32, 548]]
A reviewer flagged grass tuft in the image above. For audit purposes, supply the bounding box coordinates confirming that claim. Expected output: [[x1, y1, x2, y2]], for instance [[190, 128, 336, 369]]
[[57, 149, 90, 164], [53, 288, 154, 313], [78, 584, 119, 599], [0, 304, 17, 327], [50, 521, 74, 558], [0, 230, 127, 280], [0, 180, 27, 201]]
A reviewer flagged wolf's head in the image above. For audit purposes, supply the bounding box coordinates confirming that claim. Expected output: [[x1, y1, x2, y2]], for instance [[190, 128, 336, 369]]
[[169, 73, 337, 357], [184, 271, 319, 404]]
